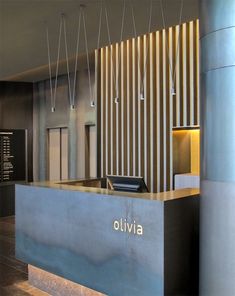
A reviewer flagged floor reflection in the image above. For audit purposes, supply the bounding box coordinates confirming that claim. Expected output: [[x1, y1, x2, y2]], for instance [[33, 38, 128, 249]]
[[0, 216, 48, 295]]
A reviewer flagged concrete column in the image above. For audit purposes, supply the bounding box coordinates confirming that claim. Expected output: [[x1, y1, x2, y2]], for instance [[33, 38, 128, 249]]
[[200, 0, 235, 295]]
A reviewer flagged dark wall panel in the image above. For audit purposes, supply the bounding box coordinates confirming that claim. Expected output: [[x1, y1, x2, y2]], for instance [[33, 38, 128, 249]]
[[0, 81, 33, 181], [0, 185, 15, 217]]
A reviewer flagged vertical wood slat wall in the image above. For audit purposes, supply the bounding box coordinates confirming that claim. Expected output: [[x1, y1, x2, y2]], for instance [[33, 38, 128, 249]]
[[96, 20, 199, 193]]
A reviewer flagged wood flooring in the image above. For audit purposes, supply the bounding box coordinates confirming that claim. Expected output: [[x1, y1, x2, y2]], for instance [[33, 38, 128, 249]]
[[0, 216, 48, 295]]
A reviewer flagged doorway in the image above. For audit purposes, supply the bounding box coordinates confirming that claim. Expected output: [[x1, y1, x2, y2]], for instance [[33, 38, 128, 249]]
[[85, 125, 97, 178], [48, 128, 68, 181]]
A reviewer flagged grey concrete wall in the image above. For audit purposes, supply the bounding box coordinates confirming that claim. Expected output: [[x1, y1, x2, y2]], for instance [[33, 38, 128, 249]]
[[33, 69, 96, 181]]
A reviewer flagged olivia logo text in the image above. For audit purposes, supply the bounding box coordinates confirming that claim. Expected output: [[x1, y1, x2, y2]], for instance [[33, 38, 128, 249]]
[[113, 218, 143, 236]]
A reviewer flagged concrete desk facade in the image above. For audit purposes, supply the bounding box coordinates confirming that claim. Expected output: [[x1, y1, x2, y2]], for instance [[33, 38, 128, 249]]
[[15, 180, 199, 296]]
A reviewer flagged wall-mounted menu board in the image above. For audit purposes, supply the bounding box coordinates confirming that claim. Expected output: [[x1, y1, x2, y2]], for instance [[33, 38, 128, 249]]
[[0, 129, 27, 183]]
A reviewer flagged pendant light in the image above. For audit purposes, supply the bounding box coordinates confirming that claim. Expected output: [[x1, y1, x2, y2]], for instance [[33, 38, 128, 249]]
[[90, 1, 103, 108], [130, 0, 153, 101], [46, 15, 63, 112], [104, 0, 126, 104], [140, 0, 153, 101], [160, 0, 184, 96], [71, 8, 82, 110], [62, 13, 74, 111], [81, 5, 94, 108]]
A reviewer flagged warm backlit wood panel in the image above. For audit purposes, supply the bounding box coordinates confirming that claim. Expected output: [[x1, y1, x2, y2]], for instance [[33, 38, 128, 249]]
[[96, 20, 199, 192]]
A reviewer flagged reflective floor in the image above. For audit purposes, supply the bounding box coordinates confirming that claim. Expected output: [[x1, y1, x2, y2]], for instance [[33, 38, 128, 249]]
[[0, 216, 48, 295]]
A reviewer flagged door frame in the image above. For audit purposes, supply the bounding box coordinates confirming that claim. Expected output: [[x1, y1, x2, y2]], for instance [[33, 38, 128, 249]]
[[47, 126, 68, 181]]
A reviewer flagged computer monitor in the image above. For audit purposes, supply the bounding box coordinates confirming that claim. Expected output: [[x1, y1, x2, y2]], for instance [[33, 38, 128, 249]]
[[106, 175, 149, 193]]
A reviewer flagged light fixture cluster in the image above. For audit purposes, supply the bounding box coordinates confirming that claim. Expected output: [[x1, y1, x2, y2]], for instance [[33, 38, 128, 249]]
[[45, 4, 98, 113], [46, 0, 183, 112], [106, 0, 153, 104]]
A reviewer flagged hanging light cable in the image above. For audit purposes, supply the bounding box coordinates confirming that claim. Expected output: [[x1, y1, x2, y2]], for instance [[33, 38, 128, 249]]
[[104, 0, 126, 104], [130, 0, 137, 38], [46, 16, 63, 112], [81, 5, 93, 108], [90, 0, 103, 108], [45, 22, 53, 112], [160, 0, 184, 96], [139, 0, 153, 101], [53, 16, 63, 112], [62, 14, 74, 110], [71, 8, 82, 110], [130, 0, 141, 94], [104, 1, 116, 103], [173, 0, 184, 95], [115, 0, 126, 104]]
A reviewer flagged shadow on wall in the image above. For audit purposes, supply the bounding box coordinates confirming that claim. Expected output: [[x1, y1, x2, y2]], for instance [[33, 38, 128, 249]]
[[33, 69, 96, 182]]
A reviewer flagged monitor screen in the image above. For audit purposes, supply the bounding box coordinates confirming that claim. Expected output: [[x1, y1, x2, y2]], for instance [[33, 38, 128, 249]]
[[107, 175, 149, 193]]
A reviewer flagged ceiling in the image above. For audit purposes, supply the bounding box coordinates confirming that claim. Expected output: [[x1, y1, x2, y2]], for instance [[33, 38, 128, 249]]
[[0, 0, 199, 82]]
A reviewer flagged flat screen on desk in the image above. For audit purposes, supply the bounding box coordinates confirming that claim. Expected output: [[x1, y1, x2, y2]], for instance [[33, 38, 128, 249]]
[[107, 175, 149, 193]]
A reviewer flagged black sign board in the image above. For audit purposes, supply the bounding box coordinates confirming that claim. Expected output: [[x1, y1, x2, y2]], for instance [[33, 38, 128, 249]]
[[0, 129, 27, 183]]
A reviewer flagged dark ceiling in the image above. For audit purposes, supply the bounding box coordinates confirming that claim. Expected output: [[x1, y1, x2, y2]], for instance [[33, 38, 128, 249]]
[[0, 0, 199, 82]]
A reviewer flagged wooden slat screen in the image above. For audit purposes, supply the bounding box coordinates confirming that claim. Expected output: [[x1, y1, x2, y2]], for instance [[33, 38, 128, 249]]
[[96, 19, 199, 192]]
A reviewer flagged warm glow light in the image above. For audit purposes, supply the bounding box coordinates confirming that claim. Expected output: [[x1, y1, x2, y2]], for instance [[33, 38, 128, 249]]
[[173, 128, 200, 175], [28, 265, 104, 295], [173, 126, 200, 132], [191, 129, 200, 134]]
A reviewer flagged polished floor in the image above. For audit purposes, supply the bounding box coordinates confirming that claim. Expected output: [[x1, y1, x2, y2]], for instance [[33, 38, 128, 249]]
[[0, 216, 48, 295]]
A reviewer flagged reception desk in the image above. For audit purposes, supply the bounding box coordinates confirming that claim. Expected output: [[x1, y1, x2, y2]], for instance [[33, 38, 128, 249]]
[[15, 179, 199, 296]]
